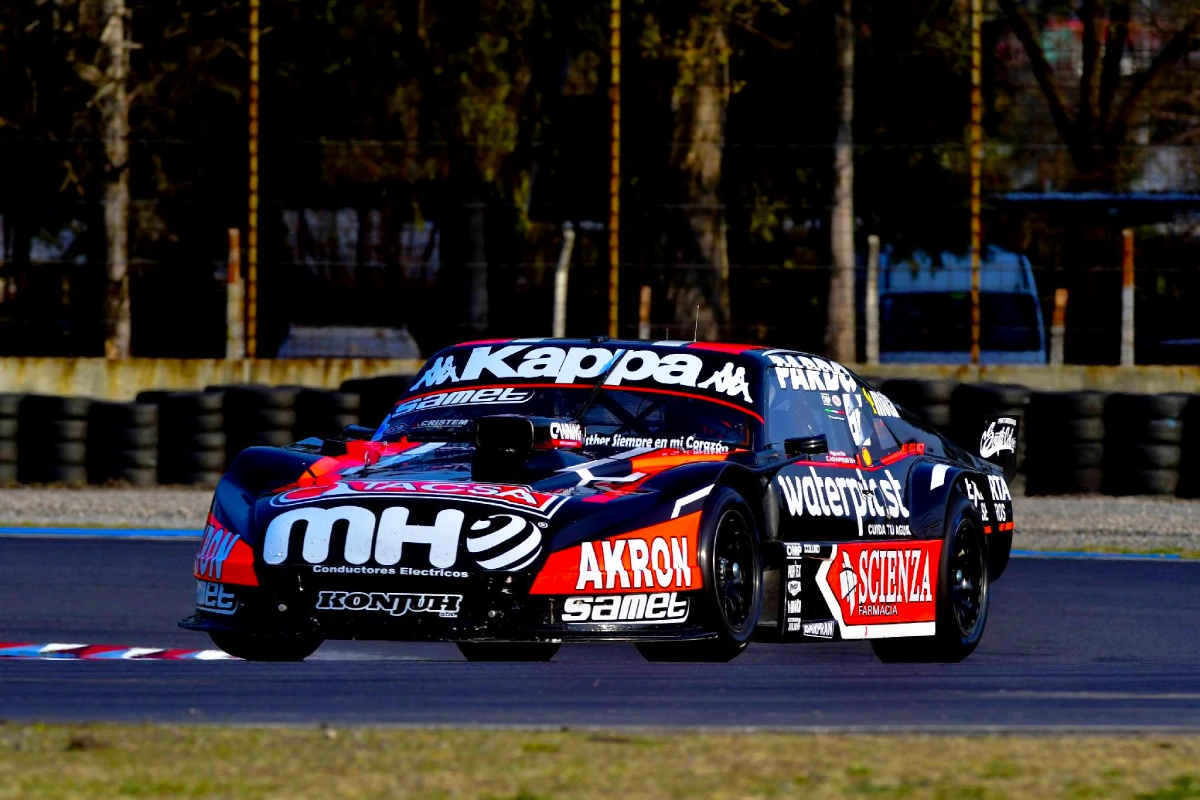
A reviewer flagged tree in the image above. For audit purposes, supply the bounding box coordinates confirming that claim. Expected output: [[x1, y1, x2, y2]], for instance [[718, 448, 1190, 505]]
[[639, 0, 787, 341], [81, 0, 131, 357], [825, 0, 855, 362], [996, 0, 1200, 187]]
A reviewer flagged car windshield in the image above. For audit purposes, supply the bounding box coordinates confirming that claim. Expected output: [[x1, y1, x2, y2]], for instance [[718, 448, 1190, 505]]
[[375, 385, 755, 453]]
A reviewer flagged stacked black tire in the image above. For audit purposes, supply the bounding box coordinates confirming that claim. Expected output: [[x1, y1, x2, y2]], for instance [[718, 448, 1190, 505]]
[[140, 391, 225, 486], [1102, 393, 1187, 496], [1023, 391, 1107, 494], [0, 395, 20, 483], [17, 395, 92, 485], [220, 386, 299, 466], [879, 379, 954, 434], [1177, 396, 1200, 498], [86, 402, 158, 486], [339, 375, 414, 429], [295, 389, 361, 441]]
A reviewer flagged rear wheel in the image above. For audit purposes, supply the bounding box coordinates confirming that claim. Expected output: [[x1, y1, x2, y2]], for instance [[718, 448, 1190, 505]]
[[871, 497, 989, 663], [208, 632, 323, 662], [637, 487, 762, 663], [456, 642, 560, 662]]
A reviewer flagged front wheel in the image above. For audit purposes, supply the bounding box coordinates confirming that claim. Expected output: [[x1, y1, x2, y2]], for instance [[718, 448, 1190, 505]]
[[636, 486, 762, 663], [871, 496, 989, 663], [209, 632, 323, 662], [456, 642, 560, 662]]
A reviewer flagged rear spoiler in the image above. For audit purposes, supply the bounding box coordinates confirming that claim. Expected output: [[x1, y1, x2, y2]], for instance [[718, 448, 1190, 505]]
[[978, 416, 1019, 482]]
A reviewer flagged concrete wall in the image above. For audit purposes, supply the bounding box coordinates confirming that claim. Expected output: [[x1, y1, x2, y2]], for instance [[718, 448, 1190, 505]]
[[0, 357, 1198, 399], [0, 358, 425, 400]]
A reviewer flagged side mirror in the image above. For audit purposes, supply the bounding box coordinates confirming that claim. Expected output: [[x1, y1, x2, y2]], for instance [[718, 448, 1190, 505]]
[[784, 434, 828, 458], [341, 424, 376, 440]]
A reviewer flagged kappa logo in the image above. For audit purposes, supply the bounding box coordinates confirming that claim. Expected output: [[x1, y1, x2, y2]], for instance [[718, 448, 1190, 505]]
[[980, 420, 1017, 459], [408, 345, 755, 403], [263, 505, 543, 573], [316, 590, 462, 618]]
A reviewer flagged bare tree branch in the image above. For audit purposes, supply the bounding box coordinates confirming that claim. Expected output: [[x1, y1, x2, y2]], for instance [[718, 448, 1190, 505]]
[[1097, 0, 1131, 132], [996, 0, 1076, 145], [1077, 0, 1102, 137], [1113, 16, 1200, 132]]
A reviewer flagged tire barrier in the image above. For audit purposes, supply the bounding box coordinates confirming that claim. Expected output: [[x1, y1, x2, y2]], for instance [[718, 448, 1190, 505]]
[[86, 402, 159, 486], [1102, 393, 1187, 496], [17, 395, 92, 485], [3, 378, 1199, 497], [294, 389, 361, 441], [879, 379, 954, 433], [140, 391, 225, 486], [1023, 391, 1107, 495], [0, 394, 20, 483], [218, 386, 301, 468], [339, 375, 414, 429]]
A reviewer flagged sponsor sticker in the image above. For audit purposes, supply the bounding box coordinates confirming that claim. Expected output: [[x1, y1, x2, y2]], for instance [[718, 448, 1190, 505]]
[[766, 353, 858, 394], [272, 480, 566, 517], [802, 619, 835, 639], [777, 467, 909, 537], [530, 513, 701, 595], [263, 506, 543, 573], [316, 590, 462, 618], [562, 592, 689, 623], [408, 346, 755, 404], [195, 580, 237, 615], [980, 419, 1017, 459], [822, 541, 941, 629]]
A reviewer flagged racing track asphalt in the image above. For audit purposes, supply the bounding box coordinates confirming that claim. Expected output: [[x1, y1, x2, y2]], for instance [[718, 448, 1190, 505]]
[[1, 537, 1198, 730]]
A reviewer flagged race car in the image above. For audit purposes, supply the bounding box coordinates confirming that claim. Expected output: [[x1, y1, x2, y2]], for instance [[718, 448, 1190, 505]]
[[181, 338, 1018, 663]]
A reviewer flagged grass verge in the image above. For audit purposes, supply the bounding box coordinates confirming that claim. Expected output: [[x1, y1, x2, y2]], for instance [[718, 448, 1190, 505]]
[[0, 724, 1197, 799]]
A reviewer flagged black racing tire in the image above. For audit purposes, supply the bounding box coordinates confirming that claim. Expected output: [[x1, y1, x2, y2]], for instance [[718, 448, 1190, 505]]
[[90, 402, 158, 428], [1028, 391, 1108, 420], [1105, 393, 1188, 421], [96, 467, 158, 487], [159, 392, 224, 416], [636, 486, 762, 663], [92, 448, 157, 469], [1106, 468, 1180, 496], [20, 395, 92, 421], [232, 429, 295, 449], [456, 642, 561, 662], [162, 450, 226, 472], [871, 496, 989, 663], [0, 462, 17, 482], [164, 431, 226, 452], [0, 418, 16, 438], [20, 441, 87, 465], [18, 464, 89, 485], [296, 389, 361, 415], [227, 409, 297, 431], [160, 413, 225, 435], [916, 404, 952, 429], [0, 440, 15, 462], [91, 427, 158, 449], [159, 469, 222, 486], [0, 395, 22, 418], [1024, 467, 1103, 495], [221, 385, 301, 411], [44, 420, 88, 441], [881, 378, 956, 406], [208, 632, 323, 662], [1123, 444, 1183, 469]]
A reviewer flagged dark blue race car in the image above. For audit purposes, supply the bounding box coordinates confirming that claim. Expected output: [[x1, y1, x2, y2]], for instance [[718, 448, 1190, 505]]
[[182, 338, 1018, 663]]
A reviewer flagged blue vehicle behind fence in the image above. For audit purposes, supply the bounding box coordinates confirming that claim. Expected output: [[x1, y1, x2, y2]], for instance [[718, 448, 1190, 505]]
[[878, 247, 1047, 365]]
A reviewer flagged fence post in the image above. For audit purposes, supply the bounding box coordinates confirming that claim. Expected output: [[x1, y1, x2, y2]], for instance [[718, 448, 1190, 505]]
[[865, 234, 880, 365], [552, 222, 576, 339], [638, 285, 652, 340], [226, 229, 245, 360], [1049, 287, 1067, 366], [1121, 228, 1135, 366]]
